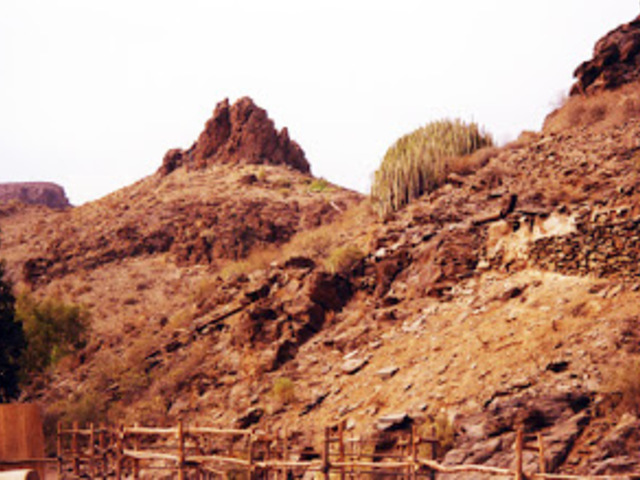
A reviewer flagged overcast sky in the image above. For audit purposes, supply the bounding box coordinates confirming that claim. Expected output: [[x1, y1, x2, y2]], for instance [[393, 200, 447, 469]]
[[1, 1, 638, 205]]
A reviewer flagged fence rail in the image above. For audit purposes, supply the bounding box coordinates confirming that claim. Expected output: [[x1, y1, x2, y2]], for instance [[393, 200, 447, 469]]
[[44, 420, 640, 480]]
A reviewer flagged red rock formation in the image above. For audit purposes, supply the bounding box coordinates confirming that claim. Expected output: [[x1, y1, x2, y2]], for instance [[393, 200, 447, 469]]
[[571, 15, 640, 95], [0, 182, 70, 209], [160, 97, 309, 175]]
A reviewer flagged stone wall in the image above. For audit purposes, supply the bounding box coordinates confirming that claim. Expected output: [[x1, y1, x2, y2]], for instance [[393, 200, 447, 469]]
[[529, 207, 640, 279]]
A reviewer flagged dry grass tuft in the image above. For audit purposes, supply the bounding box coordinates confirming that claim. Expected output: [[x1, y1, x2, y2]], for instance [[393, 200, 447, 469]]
[[604, 357, 640, 416], [325, 245, 365, 274], [544, 81, 640, 134]]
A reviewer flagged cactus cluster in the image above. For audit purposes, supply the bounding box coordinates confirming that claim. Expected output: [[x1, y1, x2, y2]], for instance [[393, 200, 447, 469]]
[[371, 119, 493, 216]]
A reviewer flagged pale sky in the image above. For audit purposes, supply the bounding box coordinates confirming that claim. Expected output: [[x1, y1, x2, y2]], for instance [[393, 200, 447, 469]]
[[1, 1, 638, 205]]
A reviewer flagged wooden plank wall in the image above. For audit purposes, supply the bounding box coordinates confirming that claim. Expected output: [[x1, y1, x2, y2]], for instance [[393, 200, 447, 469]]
[[0, 404, 45, 479]]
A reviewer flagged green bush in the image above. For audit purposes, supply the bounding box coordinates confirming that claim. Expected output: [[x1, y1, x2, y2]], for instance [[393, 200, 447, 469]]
[[325, 245, 365, 274], [371, 119, 493, 216], [309, 178, 330, 193], [16, 293, 89, 374], [272, 377, 296, 405]]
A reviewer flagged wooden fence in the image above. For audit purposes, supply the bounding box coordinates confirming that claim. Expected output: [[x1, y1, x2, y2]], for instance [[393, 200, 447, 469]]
[[51, 421, 640, 480]]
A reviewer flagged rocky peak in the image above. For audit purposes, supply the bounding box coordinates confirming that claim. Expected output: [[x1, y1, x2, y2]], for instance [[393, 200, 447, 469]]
[[0, 182, 70, 209], [160, 97, 309, 176], [571, 15, 640, 95]]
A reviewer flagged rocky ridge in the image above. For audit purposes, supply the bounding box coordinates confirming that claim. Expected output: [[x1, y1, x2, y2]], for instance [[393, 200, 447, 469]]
[[160, 97, 309, 176], [0, 182, 70, 209], [572, 15, 640, 95]]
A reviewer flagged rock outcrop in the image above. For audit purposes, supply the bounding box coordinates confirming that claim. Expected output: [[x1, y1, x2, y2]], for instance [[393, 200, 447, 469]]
[[571, 15, 640, 95], [0, 182, 70, 209], [159, 97, 309, 175]]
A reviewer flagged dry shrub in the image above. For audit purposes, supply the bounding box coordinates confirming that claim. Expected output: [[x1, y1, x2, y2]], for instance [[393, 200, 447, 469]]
[[544, 80, 640, 133], [604, 357, 640, 416], [286, 227, 335, 260], [216, 201, 371, 280], [325, 245, 365, 274], [219, 247, 280, 280], [448, 146, 498, 176], [272, 377, 296, 406]]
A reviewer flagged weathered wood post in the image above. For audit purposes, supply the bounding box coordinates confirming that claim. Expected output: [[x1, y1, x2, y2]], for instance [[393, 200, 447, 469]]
[[430, 425, 437, 480], [56, 421, 63, 477], [514, 428, 524, 480], [72, 421, 80, 477], [338, 421, 346, 480], [322, 426, 331, 480], [178, 420, 186, 480], [99, 422, 107, 480], [89, 423, 96, 479], [282, 427, 289, 480], [133, 422, 140, 480], [410, 426, 417, 480], [248, 430, 255, 480], [115, 424, 124, 480], [537, 432, 546, 474]]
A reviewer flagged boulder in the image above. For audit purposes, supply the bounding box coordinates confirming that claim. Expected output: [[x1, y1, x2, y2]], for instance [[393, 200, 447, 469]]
[[376, 413, 413, 432]]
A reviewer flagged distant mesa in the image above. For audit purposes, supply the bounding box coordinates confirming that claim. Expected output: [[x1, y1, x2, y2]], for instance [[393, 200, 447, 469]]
[[0, 182, 70, 209], [571, 15, 640, 95], [160, 97, 309, 176]]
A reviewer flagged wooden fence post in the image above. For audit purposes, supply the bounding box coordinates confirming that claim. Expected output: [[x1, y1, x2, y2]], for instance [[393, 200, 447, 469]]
[[99, 422, 107, 480], [72, 421, 80, 477], [322, 426, 331, 480], [339, 421, 346, 480], [89, 423, 96, 479], [178, 420, 186, 480], [116, 424, 124, 480], [430, 425, 437, 480], [514, 428, 524, 480], [282, 427, 289, 480], [410, 425, 417, 480], [248, 430, 255, 480], [537, 433, 546, 474], [133, 422, 140, 480], [56, 421, 63, 476]]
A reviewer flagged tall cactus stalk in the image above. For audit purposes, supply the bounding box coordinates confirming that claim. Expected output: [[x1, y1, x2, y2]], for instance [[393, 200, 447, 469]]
[[371, 119, 493, 217]]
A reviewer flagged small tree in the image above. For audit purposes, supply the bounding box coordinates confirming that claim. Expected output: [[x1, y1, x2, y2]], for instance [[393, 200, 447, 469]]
[[0, 260, 25, 402], [17, 293, 89, 374]]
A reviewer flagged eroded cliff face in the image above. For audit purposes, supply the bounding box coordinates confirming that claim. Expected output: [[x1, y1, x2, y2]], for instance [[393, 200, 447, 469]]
[[0, 182, 70, 209]]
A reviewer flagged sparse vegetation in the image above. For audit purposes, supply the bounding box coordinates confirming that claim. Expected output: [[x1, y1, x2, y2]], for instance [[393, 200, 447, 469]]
[[309, 178, 330, 193], [604, 357, 640, 416], [544, 81, 640, 133], [272, 377, 296, 406], [16, 292, 89, 375], [371, 119, 493, 216], [325, 244, 365, 274]]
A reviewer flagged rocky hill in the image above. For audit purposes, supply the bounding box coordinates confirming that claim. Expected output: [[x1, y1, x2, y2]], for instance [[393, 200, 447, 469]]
[[572, 15, 640, 95], [0, 182, 70, 209], [2, 17, 640, 478]]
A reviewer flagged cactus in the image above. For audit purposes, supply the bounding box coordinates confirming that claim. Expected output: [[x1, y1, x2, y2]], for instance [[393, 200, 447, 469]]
[[371, 119, 493, 216]]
